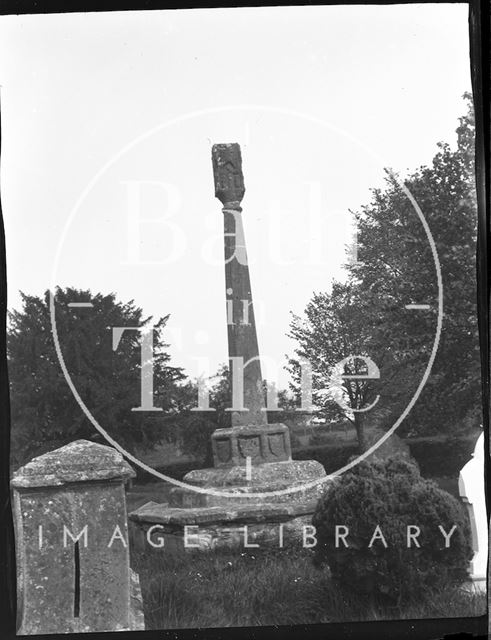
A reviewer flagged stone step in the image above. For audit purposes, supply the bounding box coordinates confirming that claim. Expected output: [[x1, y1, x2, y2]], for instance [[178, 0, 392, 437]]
[[168, 480, 327, 508], [128, 500, 319, 552], [168, 459, 328, 507], [183, 459, 325, 487], [130, 498, 318, 527]]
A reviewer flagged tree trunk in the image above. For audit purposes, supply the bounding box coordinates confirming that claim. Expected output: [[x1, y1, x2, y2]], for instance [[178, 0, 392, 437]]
[[354, 413, 367, 453]]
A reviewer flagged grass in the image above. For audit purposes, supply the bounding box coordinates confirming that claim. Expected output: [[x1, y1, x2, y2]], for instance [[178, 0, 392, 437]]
[[131, 546, 486, 630], [127, 431, 483, 629]]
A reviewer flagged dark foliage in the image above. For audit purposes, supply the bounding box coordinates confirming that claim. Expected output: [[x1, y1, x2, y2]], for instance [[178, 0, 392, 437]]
[[8, 288, 187, 468], [294, 432, 479, 479], [288, 95, 481, 447], [312, 454, 473, 604]]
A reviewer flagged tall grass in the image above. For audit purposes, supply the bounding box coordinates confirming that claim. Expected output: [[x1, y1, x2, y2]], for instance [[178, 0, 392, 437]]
[[131, 547, 485, 630]]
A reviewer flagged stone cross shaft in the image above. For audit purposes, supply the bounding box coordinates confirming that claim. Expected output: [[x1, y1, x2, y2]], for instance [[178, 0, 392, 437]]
[[212, 143, 267, 427]]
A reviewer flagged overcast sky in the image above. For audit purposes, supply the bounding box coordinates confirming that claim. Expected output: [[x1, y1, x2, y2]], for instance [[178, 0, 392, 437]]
[[0, 4, 472, 387]]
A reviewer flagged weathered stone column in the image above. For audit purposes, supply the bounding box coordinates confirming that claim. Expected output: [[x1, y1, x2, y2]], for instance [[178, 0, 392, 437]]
[[11, 440, 144, 634], [207, 143, 292, 469], [212, 143, 267, 428]]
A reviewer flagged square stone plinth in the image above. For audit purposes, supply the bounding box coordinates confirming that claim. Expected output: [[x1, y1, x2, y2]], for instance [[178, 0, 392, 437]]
[[212, 423, 291, 468], [11, 440, 141, 634]]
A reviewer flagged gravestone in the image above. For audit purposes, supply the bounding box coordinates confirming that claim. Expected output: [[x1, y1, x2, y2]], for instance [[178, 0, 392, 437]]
[[129, 144, 327, 550], [458, 432, 487, 592], [11, 440, 145, 634]]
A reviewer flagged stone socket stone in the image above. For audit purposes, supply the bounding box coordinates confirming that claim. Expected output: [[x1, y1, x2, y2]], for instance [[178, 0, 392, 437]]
[[11, 439, 135, 488], [211, 424, 292, 468]]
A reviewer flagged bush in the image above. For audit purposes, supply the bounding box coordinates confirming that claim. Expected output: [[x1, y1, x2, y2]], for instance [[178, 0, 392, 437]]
[[312, 454, 473, 605]]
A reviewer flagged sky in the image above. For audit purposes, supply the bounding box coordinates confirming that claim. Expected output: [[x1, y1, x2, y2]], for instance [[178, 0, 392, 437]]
[[0, 4, 472, 388]]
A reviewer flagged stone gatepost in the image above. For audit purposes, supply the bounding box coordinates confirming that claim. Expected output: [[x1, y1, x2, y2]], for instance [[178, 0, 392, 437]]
[[11, 439, 145, 634]]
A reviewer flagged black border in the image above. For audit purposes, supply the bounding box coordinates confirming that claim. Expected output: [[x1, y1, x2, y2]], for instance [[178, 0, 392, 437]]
[[0, 1, 488, 639], [0, 0, 485, 14]]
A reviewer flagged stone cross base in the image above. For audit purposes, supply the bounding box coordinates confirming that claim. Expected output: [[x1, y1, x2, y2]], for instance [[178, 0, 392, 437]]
[[128, 418, 327, 553], [128, 456, 328, 551], [212, 424, 291, 468]]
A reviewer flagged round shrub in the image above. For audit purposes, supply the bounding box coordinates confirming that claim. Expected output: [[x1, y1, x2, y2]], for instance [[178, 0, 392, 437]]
[[312, 454, 473, 604]]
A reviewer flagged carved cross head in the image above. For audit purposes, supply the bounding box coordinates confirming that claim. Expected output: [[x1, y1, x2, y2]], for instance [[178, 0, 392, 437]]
[[212, 143, 245, 207]]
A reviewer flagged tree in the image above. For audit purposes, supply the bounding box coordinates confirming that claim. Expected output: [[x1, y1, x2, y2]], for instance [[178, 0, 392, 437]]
[[8, 287, 186, 467], [288, 282, 388, 452], [171, 365, 232, 468], [351, 93, 480, 435], [287, 94, 480, 444]]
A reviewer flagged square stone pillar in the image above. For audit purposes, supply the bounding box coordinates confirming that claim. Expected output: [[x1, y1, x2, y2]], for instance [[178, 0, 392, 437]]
[[11, 439, 144, 634]]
